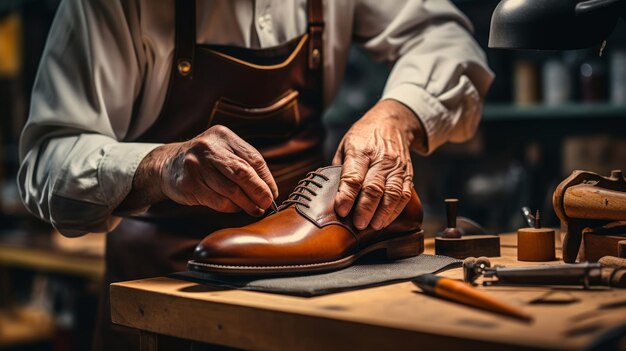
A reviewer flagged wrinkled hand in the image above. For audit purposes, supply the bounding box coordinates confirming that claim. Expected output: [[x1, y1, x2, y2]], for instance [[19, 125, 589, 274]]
[[154, 125, 278, 216], [333, 99, 424, 230]]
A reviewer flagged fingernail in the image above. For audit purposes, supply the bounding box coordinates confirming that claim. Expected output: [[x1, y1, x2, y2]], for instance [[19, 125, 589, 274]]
[[340, 207, 352, 218], [355, 218, 367, 230], [371, 220, 383, 231], [337, 206, 347, 217], [335, 200, 346, 217], [253, 208, 265, 217]]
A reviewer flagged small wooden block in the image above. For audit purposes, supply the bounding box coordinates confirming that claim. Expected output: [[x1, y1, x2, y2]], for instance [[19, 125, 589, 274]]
[[435, 235, 500, 259], [517, 228, 556, 262], [581, 233, 626, 262]]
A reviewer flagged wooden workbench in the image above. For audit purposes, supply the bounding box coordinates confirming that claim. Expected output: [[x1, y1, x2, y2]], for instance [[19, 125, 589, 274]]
[[110, 233, 626, 351]]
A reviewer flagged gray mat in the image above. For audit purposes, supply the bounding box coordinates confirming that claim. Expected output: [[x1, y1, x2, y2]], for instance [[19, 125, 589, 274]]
[[171, 254, 461, 297]]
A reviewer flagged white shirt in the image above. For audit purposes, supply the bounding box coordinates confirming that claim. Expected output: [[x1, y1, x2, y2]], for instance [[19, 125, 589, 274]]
[[18, 0, 494, 236]]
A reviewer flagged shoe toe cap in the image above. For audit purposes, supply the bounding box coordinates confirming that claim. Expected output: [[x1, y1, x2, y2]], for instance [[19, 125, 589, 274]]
[[193, 228, 268, 264]]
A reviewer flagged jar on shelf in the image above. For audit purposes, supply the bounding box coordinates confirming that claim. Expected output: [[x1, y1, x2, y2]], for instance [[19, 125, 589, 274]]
[[542, 59, 571, 106], [610, 49, 626, 105], [580, 59, 608, 102], [514, 60, 540, 105]]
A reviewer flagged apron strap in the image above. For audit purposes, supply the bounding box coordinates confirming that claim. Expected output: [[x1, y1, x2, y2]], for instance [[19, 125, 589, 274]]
[[174, 0, 323, 75], [307, 0, 324, 70], [174, 0, 196, 79]]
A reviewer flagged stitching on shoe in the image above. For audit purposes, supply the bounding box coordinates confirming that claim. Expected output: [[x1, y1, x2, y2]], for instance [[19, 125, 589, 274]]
[[189, 256, 350, 270]]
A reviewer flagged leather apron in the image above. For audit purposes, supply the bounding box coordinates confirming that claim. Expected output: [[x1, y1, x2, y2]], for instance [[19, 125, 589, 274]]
[[96, 0, 325, 349]]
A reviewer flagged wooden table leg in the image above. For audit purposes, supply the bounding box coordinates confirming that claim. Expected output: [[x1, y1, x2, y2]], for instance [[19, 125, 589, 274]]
[[139, 330, 158, 351]]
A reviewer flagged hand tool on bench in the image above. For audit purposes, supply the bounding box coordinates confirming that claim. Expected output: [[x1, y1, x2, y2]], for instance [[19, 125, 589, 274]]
[[435, 199, 500, 259], [463, 257, 626, 288], [521, 206, 536, 228], [413, 274, 533, 322]]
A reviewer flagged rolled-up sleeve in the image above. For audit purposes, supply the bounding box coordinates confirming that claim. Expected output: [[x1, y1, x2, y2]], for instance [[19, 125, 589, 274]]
[[18, 0, 161, 236], [353, 0, 494, 154]]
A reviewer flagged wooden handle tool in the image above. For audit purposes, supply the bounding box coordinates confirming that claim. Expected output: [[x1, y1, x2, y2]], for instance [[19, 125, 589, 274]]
[[413, 274, 533, 322]]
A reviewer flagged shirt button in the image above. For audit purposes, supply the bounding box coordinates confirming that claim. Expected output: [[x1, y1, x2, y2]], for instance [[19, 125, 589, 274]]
[[258, 14, 272, 32]]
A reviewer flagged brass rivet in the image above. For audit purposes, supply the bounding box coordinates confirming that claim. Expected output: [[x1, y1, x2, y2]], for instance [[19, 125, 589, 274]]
[[177, 60, 192, 76], [311, 49, 321, 65]]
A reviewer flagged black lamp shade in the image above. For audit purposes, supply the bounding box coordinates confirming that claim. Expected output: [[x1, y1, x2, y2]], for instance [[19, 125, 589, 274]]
[[489, 0, 622, 50]]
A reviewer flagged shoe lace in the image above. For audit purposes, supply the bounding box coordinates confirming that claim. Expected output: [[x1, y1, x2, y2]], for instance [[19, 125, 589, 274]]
[[280, 171, 329, 209]]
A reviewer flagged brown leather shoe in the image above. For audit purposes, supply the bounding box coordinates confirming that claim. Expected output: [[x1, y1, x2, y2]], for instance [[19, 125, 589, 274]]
[[188, 166, 423, 275]]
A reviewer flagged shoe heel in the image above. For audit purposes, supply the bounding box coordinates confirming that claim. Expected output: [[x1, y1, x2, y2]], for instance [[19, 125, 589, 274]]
[[385, 231, 424, 260]]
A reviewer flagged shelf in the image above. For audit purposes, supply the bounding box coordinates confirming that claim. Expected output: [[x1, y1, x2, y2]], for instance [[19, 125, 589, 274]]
[[482, 103, 626, 121], [0, 230, 104, 279], [0, 307, 54, 348]]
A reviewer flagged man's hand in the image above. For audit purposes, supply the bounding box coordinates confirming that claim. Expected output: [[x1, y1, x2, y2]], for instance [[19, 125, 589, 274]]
[[117, 125, 278, 216], [333, 99, 426, 230]]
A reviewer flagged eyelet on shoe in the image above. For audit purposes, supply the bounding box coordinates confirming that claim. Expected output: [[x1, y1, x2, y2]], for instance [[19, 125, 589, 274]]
[[282, 171, 328, 208]]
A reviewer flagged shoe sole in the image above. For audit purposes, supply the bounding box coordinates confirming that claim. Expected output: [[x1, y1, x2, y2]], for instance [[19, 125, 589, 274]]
[[187, 230, 424, 276]]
